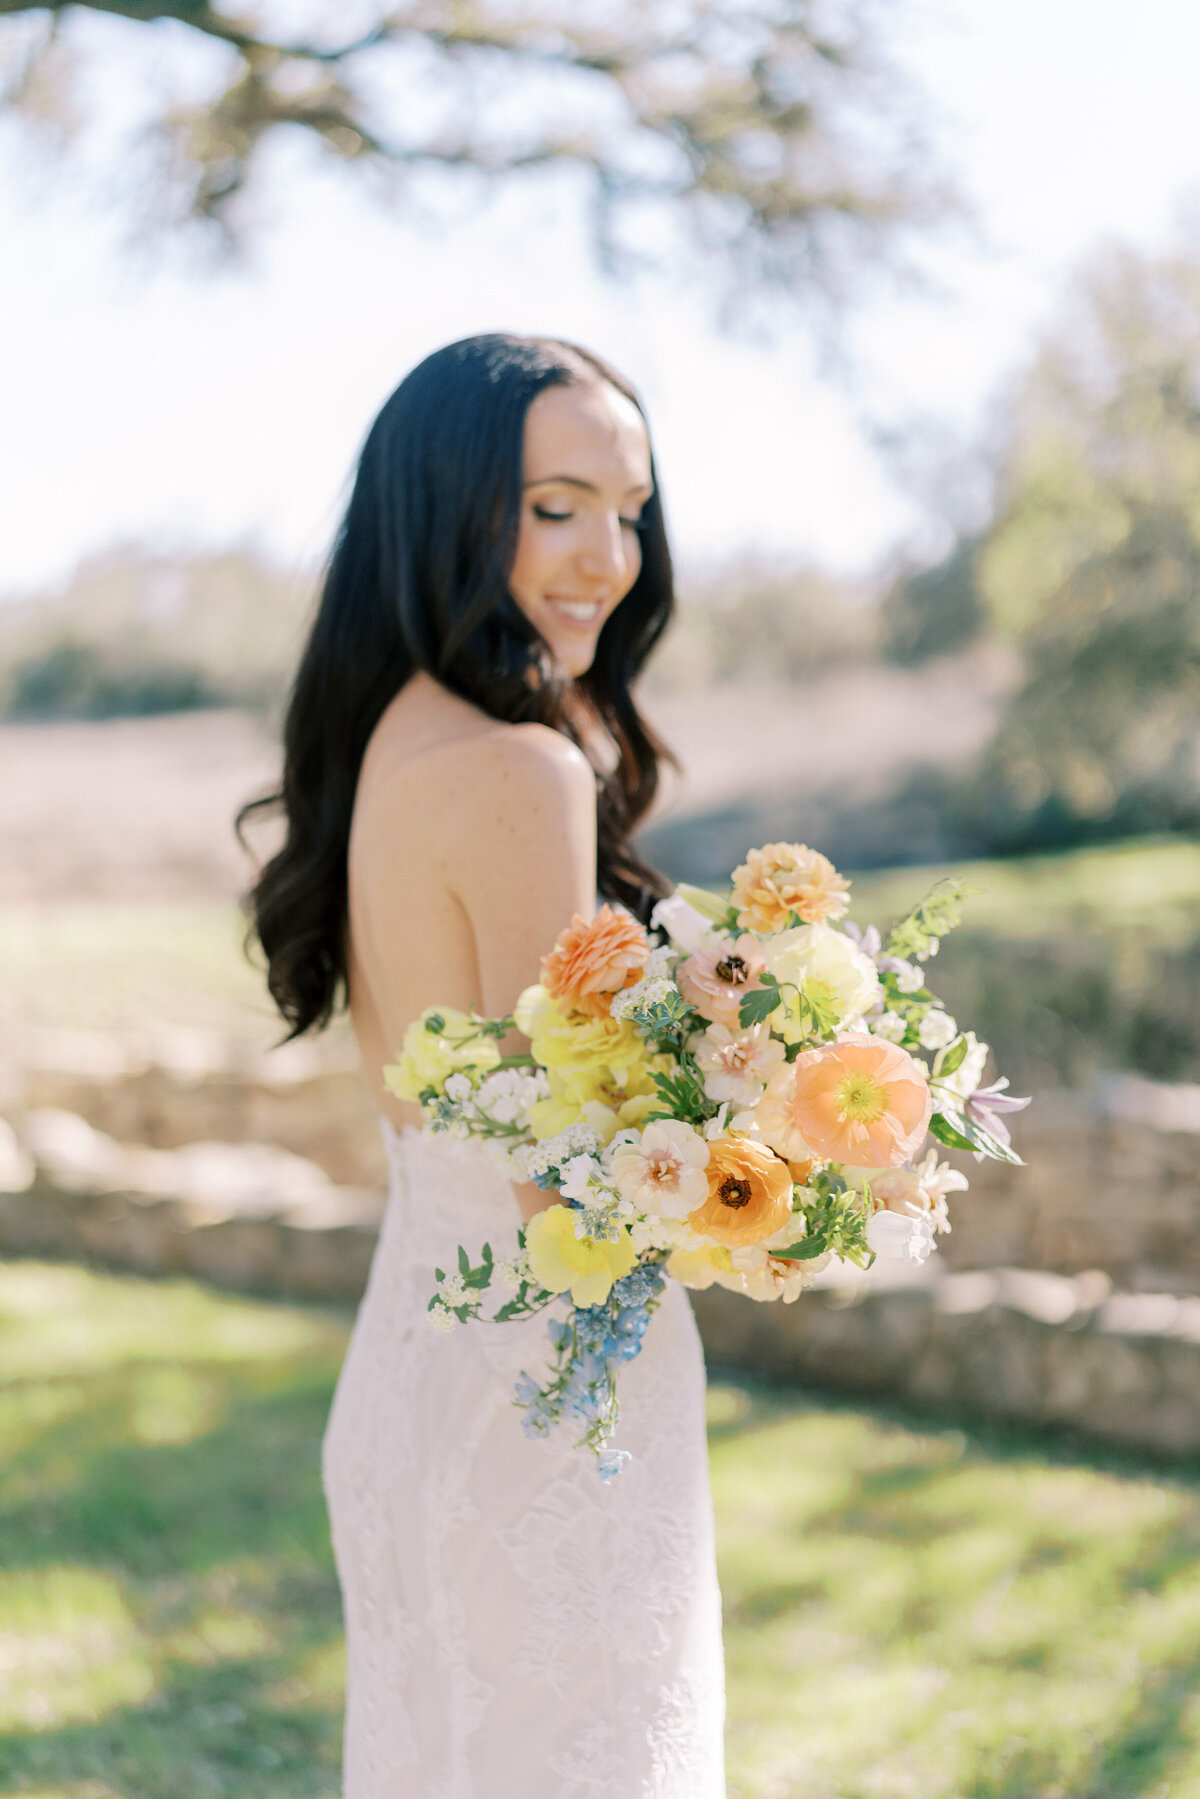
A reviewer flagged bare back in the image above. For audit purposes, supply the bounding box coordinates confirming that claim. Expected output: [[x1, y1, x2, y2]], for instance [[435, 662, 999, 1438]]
[[346, 670, 598, 1135]]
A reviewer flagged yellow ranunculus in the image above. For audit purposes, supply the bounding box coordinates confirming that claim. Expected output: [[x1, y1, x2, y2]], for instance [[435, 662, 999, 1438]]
[[666, 1243, 735, 1290], [524, 1205, 637, 1306], [528, 1062, 663, 1143], [382, 1006, 501, 1102], [514, 984, 646, 1077]]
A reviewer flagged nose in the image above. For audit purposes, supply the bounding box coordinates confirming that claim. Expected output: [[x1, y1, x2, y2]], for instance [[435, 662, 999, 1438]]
[[575, 510, 632, 589]]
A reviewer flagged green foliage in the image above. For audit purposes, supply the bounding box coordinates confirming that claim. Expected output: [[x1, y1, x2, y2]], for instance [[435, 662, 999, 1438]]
[[13, 1263, 1200, 1799], [979, 243, 1200, 641], [883, 877, 971, 962], [0, 545, 312, 720], [968, 505, 1200, 848], [0, 2, 944, 318], [647, 558, 878, 691], [881, 536, 990, 666], [774, 1169, 876, 1268], [712, 1380, 1200, 1799], [737, 974, 783, 1029]]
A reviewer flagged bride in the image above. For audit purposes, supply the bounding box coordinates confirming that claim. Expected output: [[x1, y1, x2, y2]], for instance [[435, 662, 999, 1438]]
[[243, 334, 726, 1796]]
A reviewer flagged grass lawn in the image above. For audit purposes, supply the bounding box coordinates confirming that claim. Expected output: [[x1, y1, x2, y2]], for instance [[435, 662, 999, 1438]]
[[4, 1266, 1200, 1799]]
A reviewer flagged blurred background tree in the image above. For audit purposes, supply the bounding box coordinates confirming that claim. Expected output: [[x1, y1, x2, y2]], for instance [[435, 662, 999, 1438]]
[[957, 243, 1200, 850], [0, 0, 945, 313]]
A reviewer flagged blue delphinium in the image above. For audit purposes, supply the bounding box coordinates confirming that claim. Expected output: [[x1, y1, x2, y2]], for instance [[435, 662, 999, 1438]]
[[511, 1260, 668, 1478]]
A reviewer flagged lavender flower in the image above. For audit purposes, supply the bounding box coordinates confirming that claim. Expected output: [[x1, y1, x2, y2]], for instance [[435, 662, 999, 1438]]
[[965, 1077, 1031, 1157]]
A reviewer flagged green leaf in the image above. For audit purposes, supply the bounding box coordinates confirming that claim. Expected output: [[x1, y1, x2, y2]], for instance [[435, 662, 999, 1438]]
[[771, 1236, 828, 1261], [935, 1035, 970, 1077], [929, 1110, 976, 1153], [676, 882, 733, 922], [457, 1244, 471, 1277], [738, 981, 782, 1028]]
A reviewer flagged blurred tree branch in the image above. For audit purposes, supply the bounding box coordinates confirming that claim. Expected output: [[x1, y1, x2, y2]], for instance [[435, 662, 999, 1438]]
[[0, 0, 949, 305]]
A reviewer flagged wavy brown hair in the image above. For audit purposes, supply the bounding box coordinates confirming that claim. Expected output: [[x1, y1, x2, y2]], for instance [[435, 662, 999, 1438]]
[[238, 333, 677, 1040]]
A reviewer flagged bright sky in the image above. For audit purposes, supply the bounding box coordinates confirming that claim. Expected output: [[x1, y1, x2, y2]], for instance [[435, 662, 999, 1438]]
[[3, 0, 1199, 597]]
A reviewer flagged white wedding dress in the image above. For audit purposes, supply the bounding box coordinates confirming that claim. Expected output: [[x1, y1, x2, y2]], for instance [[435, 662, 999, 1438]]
[[322, 1118, 726, 1798]]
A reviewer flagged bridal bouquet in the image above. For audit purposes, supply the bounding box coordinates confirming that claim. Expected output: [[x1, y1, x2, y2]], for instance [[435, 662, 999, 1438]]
[[384, 843, 1029, 1479]]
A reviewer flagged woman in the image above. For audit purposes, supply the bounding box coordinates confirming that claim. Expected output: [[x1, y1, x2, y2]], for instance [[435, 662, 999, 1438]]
[[242, 334, 725, 1796]]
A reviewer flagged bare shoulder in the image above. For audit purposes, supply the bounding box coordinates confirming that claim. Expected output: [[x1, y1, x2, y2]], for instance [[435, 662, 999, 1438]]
[[354, 711, 595, 861]]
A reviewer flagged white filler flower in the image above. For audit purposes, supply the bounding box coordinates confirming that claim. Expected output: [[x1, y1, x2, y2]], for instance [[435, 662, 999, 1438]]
[[918, 1009, 958, 1050]]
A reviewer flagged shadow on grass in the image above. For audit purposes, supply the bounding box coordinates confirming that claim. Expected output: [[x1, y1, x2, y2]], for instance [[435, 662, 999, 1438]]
[[708, 1362, 1200, 1492], [0, 1647, 343, 1799], [2, 1358, 340, 1578], [1, 1331, 346, 1797]]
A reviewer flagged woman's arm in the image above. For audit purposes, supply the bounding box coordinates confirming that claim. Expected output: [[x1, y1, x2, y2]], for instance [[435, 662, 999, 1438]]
[[354, 719, 598, 1220]]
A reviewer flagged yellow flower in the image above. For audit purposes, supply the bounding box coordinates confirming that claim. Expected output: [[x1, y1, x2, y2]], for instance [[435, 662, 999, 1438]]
[[666, 1242, 735, 1291], [514, 984, 646, 1077], [383, 1006, 501, 1101], [524, 1205, 638, 1306], [529, 1062, 663, 1143]]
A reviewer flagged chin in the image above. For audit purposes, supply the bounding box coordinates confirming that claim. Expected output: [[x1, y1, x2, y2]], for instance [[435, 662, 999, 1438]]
[[548, 638, 600, 680]]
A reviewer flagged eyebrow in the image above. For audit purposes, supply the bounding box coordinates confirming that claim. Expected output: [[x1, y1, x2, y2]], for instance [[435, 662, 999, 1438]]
[[523, 474, 653, 498]]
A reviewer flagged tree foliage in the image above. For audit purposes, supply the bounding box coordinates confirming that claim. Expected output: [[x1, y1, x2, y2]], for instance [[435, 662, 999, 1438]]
[[978, 243, 1200, 639], [0, 0, 945, 305]]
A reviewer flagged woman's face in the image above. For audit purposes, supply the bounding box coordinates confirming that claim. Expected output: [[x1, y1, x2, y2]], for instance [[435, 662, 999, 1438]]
[[509, 380, 654, 678]]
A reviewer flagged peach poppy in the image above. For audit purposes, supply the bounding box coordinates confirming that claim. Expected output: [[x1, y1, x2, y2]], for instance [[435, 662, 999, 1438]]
[[777, 1033, 932, 1168], [686, 1136, 795, 1248], [541, 904, 649, 1019], [731, 842, 850, 932], [676, 933, 769, 1028]]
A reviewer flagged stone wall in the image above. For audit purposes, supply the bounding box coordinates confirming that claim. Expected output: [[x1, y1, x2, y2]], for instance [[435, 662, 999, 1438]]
[[12, 1052, 1200, 1292], [4, 1058, 1200, 1462]]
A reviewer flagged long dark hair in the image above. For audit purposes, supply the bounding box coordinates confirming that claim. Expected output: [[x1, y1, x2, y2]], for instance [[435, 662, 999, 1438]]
[[239, 333, 677, 1040]]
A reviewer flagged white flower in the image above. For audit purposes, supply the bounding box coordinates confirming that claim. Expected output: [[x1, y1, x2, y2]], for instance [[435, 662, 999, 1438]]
[[703, 1103, 731, 1142], [872, 1010, 908, 1044], [866, 1208, 935, 1262], [645, 944, 678, 980], [610, 976, 680, 1021], [610, 1119, 710, 1219], [444, 1072, 474, 1102], [692, 1021, 786, 1106], [428, 1303, 457, 1332], [931, 1031, 989, 1105], [918, 1010, 958, 1050], [917, 937, 940, 961], [764, 923, 882, 1031], [649, 891, 712, 954], [523, 1122, 605, 1183], [893, 961, 924, 994], [494, 1255, 528, 1291], [725, 1242, 825, 1302], [437, 1271, 467, 1306], [558, 1153, 606, 1202], [629, 1212, 690, 1255], [474, 1065, 547, 1126]]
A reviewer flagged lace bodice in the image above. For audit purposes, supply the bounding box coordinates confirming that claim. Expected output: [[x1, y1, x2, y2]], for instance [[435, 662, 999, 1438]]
[[322, 1120, 726, 1797]]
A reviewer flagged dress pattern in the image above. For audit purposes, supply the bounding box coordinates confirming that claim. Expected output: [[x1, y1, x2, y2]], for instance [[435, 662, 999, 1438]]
[[322, 1120, 726, 1797]]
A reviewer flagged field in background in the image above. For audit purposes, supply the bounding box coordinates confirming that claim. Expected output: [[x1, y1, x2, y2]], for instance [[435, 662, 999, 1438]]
[[5, 1261, 1200, 1799], [5, 838, 1199, 1097]]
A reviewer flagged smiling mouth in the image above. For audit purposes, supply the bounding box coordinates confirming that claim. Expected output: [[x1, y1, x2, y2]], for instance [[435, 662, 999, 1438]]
[[546, 597, 605, 625]]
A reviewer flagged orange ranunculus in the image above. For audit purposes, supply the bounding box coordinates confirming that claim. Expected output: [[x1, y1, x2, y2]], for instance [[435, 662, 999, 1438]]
[[541, 903, 649, 1019], [687, 1136, 795, 1248], [778, 1033, 931, 1168], [731, 842, 850, 931]]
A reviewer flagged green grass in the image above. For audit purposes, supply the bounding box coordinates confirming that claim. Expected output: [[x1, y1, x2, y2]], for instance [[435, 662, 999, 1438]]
[[849, 835, 1200, 945], [6, 1265, 1200, 1798], [4, 836, 1196, 1046]]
